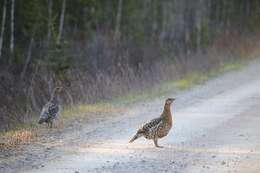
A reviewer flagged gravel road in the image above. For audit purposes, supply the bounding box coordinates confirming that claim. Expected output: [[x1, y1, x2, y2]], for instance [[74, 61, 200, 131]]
[[1, 59, 260, 173]]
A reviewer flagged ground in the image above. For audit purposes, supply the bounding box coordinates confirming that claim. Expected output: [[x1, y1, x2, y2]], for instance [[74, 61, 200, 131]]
[[1, 59, 260, 173]]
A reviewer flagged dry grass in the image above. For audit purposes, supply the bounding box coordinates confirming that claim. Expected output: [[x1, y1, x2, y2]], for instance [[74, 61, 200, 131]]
[[0, 129, 35, 150], [0, 103, 124, 150], [0, 59, 251, 151], [112, 61, 241, 104]]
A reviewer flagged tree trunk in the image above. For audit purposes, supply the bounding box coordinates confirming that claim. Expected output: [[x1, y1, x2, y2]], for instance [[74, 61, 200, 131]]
[[0, 0, 7, 58], [56, 0, 66, 45], [245, 0, 250, 17], [20, 37, 34, 79], [152, 0, 158, 42], [10, 0, 15, 55], [196, 0, 202, 52], [47, 0, 53, 45], [114, 0, 123, 40]]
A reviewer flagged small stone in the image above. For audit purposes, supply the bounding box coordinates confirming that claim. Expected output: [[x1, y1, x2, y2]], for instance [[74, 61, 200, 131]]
[[212, 155, 216, 158], [75, 171, 79, 173], [221, 161, 226, 165]]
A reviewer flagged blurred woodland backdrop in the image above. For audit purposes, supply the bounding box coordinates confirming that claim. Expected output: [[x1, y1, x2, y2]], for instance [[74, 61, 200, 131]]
[[1, 0, 260, 131]]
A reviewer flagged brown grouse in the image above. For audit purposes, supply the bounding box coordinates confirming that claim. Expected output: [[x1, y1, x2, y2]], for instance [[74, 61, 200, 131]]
[[129, 98, 175, 147], [38, 87, 62, 128]]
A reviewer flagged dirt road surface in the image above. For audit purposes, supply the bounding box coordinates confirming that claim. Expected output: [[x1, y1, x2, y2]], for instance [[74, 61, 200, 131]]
[[1, 59, 260, 173]]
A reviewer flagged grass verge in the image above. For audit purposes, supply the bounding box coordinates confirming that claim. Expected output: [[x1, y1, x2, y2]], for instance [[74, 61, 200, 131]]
[[112, 61, 242, 104], [0, 59, 246, 148]]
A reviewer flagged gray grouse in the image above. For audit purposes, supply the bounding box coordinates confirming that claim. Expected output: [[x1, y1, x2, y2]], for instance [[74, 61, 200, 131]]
[[38, 87, 62, 128], [129, 98, 175, 147]]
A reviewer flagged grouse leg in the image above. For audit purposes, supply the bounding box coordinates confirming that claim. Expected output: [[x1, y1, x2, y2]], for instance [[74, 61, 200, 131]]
[[153, 138, 163, 148]]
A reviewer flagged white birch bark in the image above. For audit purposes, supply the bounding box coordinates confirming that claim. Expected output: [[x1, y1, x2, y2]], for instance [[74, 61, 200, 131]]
[[20, 37, 34, 79], [56, 0, 66, 45], [47, 0, 53, 45], [10, 0, 15, 54], [114, 0, 123, 40], [0, 0, 7, 58], [196, 0, 202, 52]]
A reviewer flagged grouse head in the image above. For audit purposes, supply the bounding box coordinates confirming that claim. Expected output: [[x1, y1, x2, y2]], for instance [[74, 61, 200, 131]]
[[54, 86, 63, 93], [165, 98, 175, 105], [50, 86, 63, 103], [51, 86, 63, 97]]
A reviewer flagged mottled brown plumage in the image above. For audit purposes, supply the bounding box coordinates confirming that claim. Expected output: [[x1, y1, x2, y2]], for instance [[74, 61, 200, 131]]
[[129, 98, 175, 147], [38, 87, 63, 128]]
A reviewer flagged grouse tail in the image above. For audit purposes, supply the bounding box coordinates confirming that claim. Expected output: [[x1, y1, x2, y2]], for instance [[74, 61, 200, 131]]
[[38, 118, 45, 124], [129, 132, 143, 143]]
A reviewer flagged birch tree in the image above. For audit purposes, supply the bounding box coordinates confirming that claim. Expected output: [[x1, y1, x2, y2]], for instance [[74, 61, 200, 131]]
[[20, 37, 34, 79], [10, 0, 15, 55], [47, 0, 52, 45], [152, 0, 158, 42], [0, 0, 7, 58], [196, 0, 202, 52], [56, 0, 66, 45], [114, 0, 123, 40]]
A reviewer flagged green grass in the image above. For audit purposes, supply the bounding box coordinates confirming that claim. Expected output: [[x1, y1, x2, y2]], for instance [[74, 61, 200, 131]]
[[207, 62, 242, 79], [219, 62, 241, 72], [62, 102, 123, 119]]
